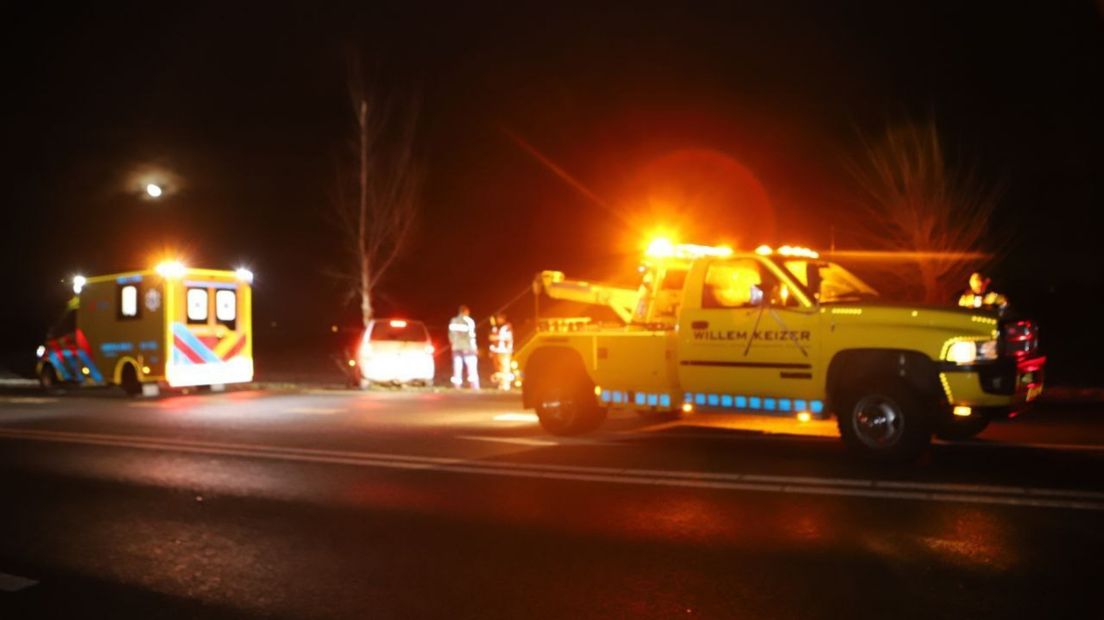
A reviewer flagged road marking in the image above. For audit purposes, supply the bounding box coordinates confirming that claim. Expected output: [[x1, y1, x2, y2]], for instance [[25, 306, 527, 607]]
[[622, 429, 1104, 454], [1, 426, 1103, 511], [493, 413, 539, 422], [0, 571, 38, 592], [936, 440, 1104, 453], [459, 435, 561, 447], [0, 397, 58, 405]]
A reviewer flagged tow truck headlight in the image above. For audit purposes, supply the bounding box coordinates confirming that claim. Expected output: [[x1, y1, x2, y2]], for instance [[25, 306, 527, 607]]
[[946, 339, 998, 365], [946, 341, 978, 365], [977, 340, 998, 361]]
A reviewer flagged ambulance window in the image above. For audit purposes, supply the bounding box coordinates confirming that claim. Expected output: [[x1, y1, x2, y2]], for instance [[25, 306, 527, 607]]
[[187, 288, 209, 323], [119, 285, 139, 319], [703, 260, 768, 308], [215, 289, 237, 327]]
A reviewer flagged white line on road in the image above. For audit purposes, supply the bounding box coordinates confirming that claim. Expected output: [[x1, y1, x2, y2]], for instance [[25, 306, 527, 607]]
[[286, 407, 345, 415], [459, 435, 562, 447], [1, 426, 1103, 511], [0, 397, 58, 405], [492, 413, 539, 423], [0, 571, 38, 592]]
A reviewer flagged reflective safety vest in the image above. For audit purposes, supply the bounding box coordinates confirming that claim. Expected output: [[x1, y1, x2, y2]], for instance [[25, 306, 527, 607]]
[[448, 315, 477, 353], [491, 323, 513, 354], [958, 290, 1008, 311]]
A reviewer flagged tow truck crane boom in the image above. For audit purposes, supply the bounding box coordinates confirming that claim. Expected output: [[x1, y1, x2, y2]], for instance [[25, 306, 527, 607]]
[[533, 270, 639, 324]]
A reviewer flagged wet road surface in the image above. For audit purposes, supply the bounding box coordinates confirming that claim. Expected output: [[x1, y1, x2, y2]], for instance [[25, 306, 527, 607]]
[[1, 387, 1102, 618]]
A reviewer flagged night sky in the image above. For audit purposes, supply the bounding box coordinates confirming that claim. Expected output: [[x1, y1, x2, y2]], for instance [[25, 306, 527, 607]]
[[3, 2, 1101, 382]]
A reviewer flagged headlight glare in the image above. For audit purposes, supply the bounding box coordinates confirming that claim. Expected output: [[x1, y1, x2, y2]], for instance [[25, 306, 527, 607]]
[[977, 340, 999, 361], [946, 341, 978, 365]]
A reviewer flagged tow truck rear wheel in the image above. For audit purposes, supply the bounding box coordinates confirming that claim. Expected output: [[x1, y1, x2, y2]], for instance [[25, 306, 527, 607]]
[[530, 355, 606, 435], [836, 380, 931, 461], [120, 364, 142, 396], [935, 415, 990, 441]]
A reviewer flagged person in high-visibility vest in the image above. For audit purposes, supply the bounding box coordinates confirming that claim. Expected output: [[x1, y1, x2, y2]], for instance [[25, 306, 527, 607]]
[[489, 312, 514, 391], [958, 272, 1009, 313], [449, 305, 479, 389]]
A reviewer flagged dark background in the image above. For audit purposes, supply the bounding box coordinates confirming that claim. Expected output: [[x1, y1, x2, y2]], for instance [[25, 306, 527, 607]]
[[2, 2, 1101, 383]]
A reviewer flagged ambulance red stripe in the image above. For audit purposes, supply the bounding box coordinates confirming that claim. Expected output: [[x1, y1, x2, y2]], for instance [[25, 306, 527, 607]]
[[220, 333, 247, 361], [173, 335, 206, 364]]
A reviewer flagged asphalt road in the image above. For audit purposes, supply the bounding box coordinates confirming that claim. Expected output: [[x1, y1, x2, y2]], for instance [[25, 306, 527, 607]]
[[1, 386, 1103, 619]]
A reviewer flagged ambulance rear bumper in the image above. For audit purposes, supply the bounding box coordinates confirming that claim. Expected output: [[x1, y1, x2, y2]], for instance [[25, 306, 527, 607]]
[[166, 358, 253, 387]]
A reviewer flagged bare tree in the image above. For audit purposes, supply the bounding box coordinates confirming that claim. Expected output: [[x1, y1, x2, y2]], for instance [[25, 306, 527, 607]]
[[847, 120, 1002, 303], [333, 56, 421, 327]]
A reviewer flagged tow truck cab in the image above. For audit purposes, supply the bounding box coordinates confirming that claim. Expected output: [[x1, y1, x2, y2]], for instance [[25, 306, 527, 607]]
[[517, 243, 1044, 460], [36, 263, 254, 395]]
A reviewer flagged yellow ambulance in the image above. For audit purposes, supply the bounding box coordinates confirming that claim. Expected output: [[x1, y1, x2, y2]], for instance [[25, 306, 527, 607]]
[[35, 260, 254, 395]]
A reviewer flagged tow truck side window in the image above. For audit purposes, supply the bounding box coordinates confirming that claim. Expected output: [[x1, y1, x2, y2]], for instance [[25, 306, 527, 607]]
[[119, 284, 140, 320], [703, 260, 767, 308], [187, 288, 209, 324]]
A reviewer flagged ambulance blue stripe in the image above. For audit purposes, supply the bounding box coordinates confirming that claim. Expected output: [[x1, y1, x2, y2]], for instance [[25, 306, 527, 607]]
[[75, 350, 104, 383], [59, 350, 83, 381], [171, 323, 221, 363], [49, 351, 71, 381]]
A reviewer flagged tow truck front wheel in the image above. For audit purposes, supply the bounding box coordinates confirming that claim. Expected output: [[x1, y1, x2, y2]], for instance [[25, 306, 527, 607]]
[[837, 382, 931, 461]]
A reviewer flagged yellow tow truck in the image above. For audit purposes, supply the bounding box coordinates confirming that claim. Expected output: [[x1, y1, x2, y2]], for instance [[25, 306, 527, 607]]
[[516, 240, 1045, 460]]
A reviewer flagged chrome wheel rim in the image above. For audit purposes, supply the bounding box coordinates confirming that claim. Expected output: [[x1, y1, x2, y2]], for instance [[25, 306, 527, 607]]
[[851, 395, 905, 448], [540, 395, 577, 426]]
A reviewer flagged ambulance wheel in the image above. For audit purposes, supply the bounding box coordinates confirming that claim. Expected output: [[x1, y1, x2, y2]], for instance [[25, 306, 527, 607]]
[[935, 415, 990, 441], [530, 355, 606, 435], [38, 364, 60, 391], [120, 364, 142, 396], [836, 380, 931, 462]]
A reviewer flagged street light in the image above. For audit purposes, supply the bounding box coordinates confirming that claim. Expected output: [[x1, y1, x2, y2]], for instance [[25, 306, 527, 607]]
[[145, 183, 163, 198]]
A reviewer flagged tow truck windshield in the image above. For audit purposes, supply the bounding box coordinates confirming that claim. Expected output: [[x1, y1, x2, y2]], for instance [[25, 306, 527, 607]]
[[780, 259, 879, 304]]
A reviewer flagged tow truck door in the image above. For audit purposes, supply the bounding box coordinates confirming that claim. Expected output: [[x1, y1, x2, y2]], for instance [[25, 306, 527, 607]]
[[677, 258, 822, 411]]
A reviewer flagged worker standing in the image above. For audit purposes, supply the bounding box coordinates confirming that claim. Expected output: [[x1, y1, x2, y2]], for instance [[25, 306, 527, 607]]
[[489, 312, 514, 391], [449, 305, 479, 389], [958, 272, 1009, 313]]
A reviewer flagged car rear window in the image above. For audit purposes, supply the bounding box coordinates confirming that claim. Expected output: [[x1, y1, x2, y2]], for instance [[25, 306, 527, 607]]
[[370, 321, 429, 342]]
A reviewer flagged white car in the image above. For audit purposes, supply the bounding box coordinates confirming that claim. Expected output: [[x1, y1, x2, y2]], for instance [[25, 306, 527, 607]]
[[358, 319, 435, 387]]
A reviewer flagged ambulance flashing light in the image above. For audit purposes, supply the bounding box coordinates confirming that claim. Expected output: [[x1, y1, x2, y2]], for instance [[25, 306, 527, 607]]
[[155, 260, 187, 279]]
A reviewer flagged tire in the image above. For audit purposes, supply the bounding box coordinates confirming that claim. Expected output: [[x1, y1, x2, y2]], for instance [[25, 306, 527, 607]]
[[935, 415, 990, 441], [836, 380, 932, 462], [38, 363, 59, 391], [529, 354, 607, 436], [120, 364, 142, 396]]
